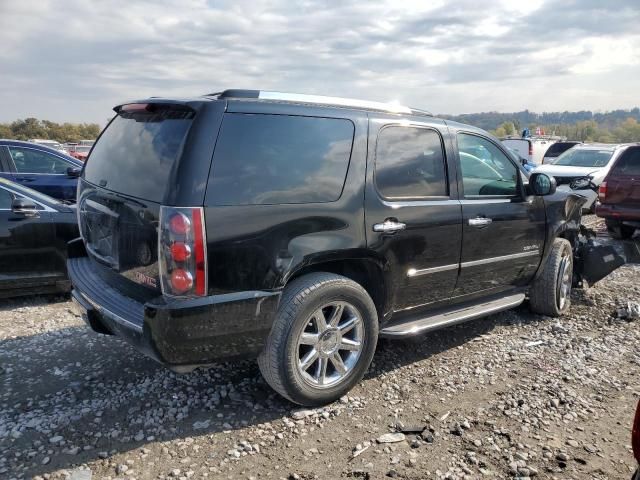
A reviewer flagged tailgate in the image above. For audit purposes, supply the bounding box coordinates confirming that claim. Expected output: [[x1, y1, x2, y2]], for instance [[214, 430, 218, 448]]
[[78, 179, 162, 293]]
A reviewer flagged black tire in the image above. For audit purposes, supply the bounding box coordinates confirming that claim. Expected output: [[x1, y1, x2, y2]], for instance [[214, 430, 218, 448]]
[[606, 219, 635, 240], [529, 238, 573, 317], [258, 272, 378, 406]]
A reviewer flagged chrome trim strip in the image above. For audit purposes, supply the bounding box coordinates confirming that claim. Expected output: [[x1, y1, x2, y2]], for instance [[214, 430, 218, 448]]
[[460, 198, 512, 204], [258, 91, 414, 114], [381, 293, 525, 338], [408, 263, 459, 277], [461, 250, 540, 268]]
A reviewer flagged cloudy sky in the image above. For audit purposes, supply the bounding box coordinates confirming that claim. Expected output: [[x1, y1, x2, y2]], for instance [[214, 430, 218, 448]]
[[1, 0, 638, 125]]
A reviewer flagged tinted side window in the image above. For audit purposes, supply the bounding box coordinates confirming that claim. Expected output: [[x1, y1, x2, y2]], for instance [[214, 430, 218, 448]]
[[458, 133, 518, 197], [8, 147, 71, 174], [613, 147, 640, 176], [375, 126, 448, 199], [207, 114, 354, 205], [0, 188, 13, 209]]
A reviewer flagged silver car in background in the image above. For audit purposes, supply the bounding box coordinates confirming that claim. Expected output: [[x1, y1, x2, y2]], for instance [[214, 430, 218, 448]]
[[534, 143, 636, 212]]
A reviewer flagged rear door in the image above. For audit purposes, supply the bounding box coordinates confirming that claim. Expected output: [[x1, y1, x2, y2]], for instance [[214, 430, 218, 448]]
[[606, 146, 640, 206], [453, 131, 545, 296], [366, 117, 462, 312], [4, 145, 77, 200]]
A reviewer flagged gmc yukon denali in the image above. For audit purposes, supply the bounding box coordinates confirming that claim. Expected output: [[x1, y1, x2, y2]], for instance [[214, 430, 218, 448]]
[[69, 90, 616, 406]]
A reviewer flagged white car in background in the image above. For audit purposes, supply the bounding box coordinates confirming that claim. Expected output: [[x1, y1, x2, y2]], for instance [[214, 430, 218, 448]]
[[534, 143, 634, 212], [501, 136, 558, 166], [28, 138, 69, 155]]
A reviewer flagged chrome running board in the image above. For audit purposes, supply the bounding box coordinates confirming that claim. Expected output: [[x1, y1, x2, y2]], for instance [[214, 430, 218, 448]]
[[380, 292, 525, 338]]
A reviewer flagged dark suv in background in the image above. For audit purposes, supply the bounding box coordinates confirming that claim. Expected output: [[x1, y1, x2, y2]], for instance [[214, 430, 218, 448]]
[[597, 145, 640, 239], [69, 90, 589, 405]]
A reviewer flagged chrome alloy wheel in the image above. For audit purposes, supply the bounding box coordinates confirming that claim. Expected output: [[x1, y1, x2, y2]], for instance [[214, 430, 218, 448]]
[[295, 301, 364, 388], [556, 253, 572, 310]]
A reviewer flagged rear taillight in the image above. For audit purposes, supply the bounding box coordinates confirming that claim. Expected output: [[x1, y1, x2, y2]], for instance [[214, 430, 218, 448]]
[[598, 181, 607, 201], [159, 206, 207, 297], [528, 143, 533, 156], [633, 401, 640, 463]]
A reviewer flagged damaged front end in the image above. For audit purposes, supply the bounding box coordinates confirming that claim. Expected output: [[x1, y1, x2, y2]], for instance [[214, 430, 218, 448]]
[[574, 225, 640, 286]]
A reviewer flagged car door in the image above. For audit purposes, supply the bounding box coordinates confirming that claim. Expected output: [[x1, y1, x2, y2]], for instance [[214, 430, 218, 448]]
[[366, 117, 462, 313], [453, 131, 545, 296], [4, 145, 77, 200], [0, 186, 57, 291]]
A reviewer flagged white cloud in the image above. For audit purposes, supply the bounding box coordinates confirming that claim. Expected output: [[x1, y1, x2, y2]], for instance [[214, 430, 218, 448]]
[[0, 0, 638, 124]]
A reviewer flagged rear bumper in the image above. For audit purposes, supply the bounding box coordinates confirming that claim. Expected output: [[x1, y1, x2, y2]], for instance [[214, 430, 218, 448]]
[[68, 257, 280, 367], [596, 203, 640, 223]]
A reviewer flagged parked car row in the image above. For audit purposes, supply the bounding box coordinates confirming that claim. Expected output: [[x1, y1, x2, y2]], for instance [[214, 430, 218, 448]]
[[28, 138, 69, 155], [501, 135, 578, 166], [0, 139, 83, 201], [535, 143, 639, 214], [66, 144, 92, 161]]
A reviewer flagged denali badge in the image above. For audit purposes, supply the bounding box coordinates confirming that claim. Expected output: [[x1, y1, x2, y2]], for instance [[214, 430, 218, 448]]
[[134, 271, 157, 288]]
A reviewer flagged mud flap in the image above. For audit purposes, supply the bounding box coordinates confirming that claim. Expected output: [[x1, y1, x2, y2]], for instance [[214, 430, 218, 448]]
[[575, 231, 640, 285]]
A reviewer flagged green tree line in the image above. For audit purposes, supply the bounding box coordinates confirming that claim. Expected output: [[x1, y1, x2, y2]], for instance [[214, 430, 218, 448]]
[[0, 118, 100, 143], [443, 107, 640, 143], [488, 118, 640, 143]]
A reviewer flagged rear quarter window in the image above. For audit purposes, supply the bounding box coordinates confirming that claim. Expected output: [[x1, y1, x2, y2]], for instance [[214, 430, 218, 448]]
[[206, 113, 354, 205]]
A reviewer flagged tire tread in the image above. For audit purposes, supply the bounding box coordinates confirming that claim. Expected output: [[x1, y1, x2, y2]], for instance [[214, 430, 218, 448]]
[[529, 238, 572, 317], [258, 272, 377, 405]]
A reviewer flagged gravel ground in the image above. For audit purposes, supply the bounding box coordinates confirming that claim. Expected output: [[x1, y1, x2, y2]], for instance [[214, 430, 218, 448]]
[[1, 237, 639, 479]]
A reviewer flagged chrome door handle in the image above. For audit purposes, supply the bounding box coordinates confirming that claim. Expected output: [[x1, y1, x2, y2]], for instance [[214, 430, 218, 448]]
[[373, 219, 406, 233], [468, 217, 492, 227]]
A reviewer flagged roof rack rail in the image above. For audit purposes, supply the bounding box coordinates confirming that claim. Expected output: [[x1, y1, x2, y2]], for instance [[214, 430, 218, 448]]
[[208, 89, 429, 115]]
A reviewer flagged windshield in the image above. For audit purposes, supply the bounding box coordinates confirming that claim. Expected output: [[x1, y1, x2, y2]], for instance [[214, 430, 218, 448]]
[[550, 148, 614, 167]]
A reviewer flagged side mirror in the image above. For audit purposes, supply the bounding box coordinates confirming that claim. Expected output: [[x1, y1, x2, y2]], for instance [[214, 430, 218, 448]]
[[569, 176, 593, 190], [67, 166, 81, 178], [529, 172, 557, 196], [11, 197, 39, 217]]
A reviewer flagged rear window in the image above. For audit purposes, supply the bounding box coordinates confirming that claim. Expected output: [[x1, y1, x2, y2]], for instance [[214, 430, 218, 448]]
[[612, 147, 640, 176], [84, 105, 194, 203], [207, 113, 354, 205], [545, 142, 576, 157]]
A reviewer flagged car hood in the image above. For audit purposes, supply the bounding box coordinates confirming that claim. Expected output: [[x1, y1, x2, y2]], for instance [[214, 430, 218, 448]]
[[534, 164, 603, 178]]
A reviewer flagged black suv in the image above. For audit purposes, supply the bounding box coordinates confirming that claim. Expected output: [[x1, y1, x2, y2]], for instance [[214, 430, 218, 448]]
[[69, 90, 587, 406]]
